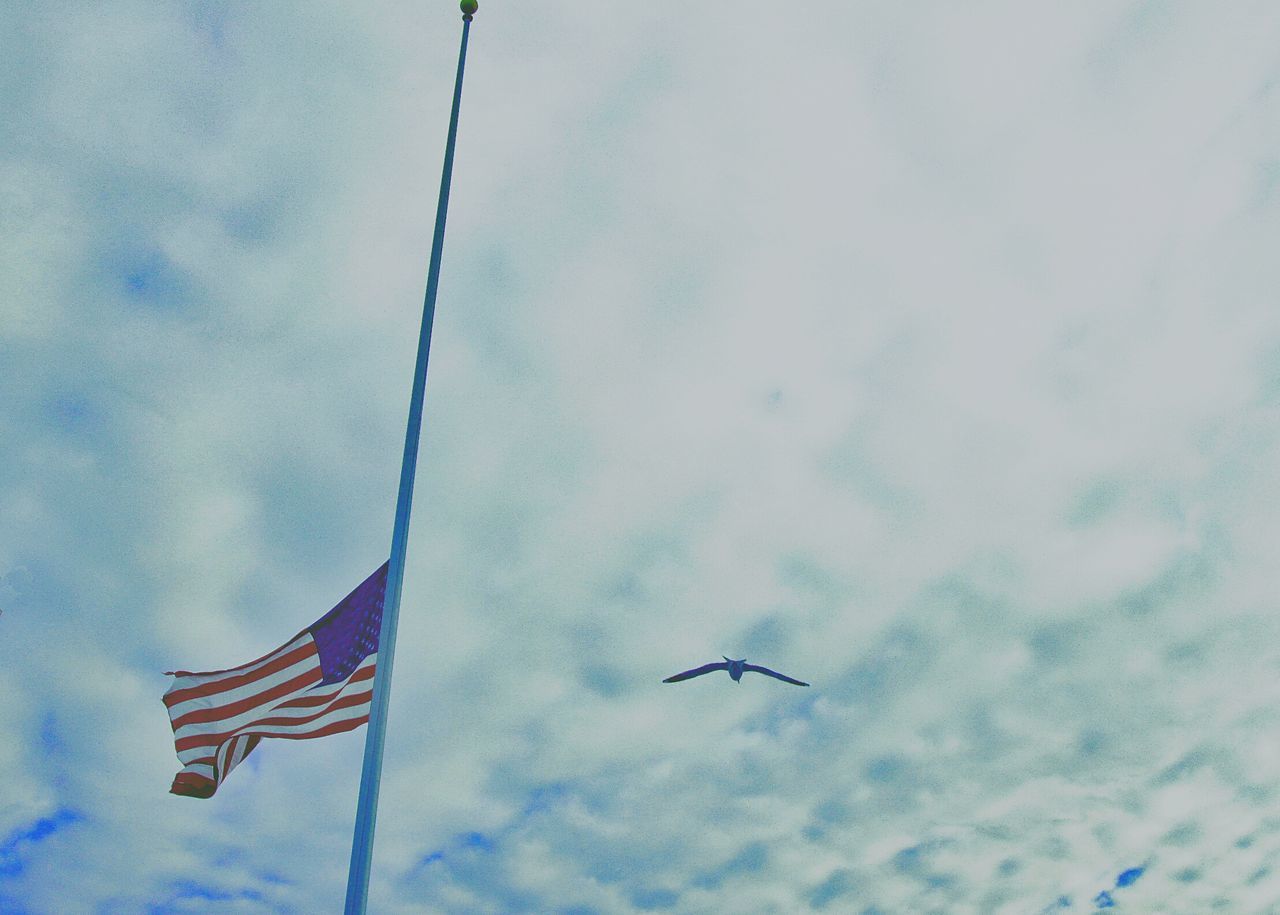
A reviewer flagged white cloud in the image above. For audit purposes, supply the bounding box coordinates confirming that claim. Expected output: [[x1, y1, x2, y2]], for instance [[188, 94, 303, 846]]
[[3, 0, 1280, 911]]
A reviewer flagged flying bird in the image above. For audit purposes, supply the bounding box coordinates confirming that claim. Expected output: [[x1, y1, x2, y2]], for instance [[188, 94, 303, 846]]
[[663, 657, 808, 687]]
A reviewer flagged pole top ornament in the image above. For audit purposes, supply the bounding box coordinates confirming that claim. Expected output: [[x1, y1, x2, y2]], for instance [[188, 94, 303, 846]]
[[461, 0, 477, 18]]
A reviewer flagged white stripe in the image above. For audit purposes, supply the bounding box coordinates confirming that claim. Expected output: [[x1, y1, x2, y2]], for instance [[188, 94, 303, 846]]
[[214, 738, 234, 784], [225, 735, 253, 780], [171, 660, 324, 748], [165, 635, 315, 719], [228, 735, 249, 770], [219, 671, 375, 744], [176, 761, 216, 781], [221, 737, 238, 782], [203, 699, 371, 784], [230, 699, 372, 740], [176, 655, 377, 765], [219, 665, 375, 739], [171, 651, 374, 746], [164, 633, 311, 693], [166, 640, 321, 724]]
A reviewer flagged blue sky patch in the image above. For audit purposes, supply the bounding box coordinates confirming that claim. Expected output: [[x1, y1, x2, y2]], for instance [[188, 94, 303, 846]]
[[47, 395, 97, 434], [37, 713, 62, 756], [0, 808, 86, 879], [630, 886, 678, 911], [809, 868, 855, 909], [1116, 867, 1145, 887], [109, 246, 193, 309], [460, 831, 493, 852]]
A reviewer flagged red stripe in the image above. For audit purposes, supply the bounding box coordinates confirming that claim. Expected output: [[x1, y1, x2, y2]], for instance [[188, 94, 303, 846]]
[[238, 714, 370, 742], [250, 691, 372, 728], [170, 665, 324, 730], [163, 642, 317, 708], [170, 772, 216, 798], [216, 735, 240, 773], [175, 687, 372, 753], [275, 665, 376, 710]]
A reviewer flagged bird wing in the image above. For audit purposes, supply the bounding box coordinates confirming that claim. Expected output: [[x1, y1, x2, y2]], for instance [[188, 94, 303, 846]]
[[743, 664, 809, 686], [663, 661, 729, 683]]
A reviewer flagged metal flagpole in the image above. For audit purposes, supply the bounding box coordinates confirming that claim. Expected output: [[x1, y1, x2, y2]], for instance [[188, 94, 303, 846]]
[[344, 3, 477, 912]]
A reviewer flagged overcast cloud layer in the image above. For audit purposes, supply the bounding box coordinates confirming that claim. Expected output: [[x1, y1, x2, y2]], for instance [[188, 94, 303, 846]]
[[4, 1, 1280, 912]]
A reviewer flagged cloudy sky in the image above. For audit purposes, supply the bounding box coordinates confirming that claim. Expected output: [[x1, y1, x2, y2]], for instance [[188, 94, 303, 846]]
[[4, 1, 1280, 912]]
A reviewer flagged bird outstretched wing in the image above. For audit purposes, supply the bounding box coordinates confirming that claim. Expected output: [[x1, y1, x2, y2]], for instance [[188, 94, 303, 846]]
[[743, 664, 809, 686], [663, 661, 729, 683]]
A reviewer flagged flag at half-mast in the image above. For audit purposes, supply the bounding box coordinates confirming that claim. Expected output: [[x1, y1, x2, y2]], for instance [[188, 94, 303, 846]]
[[163, 563, 388, 798]]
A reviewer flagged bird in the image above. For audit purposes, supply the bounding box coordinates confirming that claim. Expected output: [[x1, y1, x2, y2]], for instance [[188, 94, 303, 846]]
[[663, 656, 808, 687]]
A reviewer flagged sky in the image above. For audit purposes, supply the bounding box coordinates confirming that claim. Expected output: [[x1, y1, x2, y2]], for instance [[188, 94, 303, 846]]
[[3, 0, 1280, 912]]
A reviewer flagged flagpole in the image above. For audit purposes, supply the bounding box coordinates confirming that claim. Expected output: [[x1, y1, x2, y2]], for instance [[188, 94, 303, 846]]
[[344, 4, 477, 912]]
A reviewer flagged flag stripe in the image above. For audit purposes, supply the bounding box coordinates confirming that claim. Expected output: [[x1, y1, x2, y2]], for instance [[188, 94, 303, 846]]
[[276, 662, 376, 710], [171, 679, 327, 753], [164, 630, 311, 680], [163, 639, 315, 708], [250, 690, 372, 729], [171, 771, 217, 798], [171, 654, 373, 747], [164, 633, 312, 698], [166, 653, 324, 730], [234, 705, 372, 741], [169, 663, 325, 732], [175, 689, 371, 753], [175, 671, 373, 753]]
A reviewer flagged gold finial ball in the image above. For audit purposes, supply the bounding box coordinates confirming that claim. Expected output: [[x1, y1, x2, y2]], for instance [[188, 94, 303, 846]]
[[460, 0, 478, 15]]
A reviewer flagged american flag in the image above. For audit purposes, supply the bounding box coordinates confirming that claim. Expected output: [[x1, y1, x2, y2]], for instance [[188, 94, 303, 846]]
[[163, 563, 388, 798]]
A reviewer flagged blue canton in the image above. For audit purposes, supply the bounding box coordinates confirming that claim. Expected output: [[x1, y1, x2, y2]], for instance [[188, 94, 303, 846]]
[[308, 562, 388, 685]]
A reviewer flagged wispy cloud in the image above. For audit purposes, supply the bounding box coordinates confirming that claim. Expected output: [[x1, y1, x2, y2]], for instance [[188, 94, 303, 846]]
[[3, 0, 1280, 911]]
